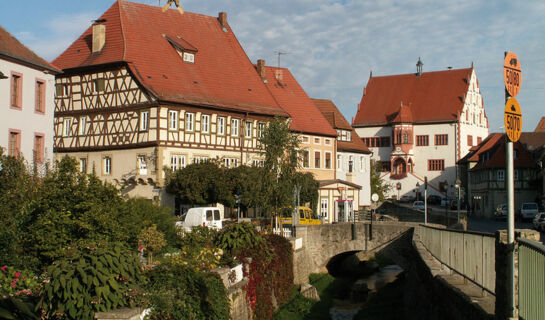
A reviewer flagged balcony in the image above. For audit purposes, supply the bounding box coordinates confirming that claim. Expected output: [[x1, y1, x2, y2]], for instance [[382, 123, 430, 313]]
[[390, 172, 407, 180]]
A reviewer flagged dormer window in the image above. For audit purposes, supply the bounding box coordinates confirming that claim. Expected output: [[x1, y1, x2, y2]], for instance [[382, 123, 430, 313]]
[[165, 35, 198, 64], [183, 52, 194, 63]]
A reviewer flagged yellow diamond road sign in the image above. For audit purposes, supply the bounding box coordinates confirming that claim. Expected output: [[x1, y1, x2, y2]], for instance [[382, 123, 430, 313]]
[[504, 97, 522, 142]]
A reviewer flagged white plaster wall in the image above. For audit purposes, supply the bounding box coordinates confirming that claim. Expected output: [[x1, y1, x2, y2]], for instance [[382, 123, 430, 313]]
[[0, 58, 55, 164], [459, 69, 489, 157], [355, 126, 393, 160], [337, 151, 371, 207]]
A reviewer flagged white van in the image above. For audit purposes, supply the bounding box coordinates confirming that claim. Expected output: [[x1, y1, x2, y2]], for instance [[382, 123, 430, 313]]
[[520, 202, 539, 220], [181, 207, 223, 231]]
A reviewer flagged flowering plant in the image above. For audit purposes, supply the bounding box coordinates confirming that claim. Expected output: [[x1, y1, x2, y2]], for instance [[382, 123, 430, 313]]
[[0, 265, 40, 298]]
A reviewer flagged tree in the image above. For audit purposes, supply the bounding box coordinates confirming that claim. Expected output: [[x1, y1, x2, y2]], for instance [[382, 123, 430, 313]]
[[259, 117, 301, 213], [139, 225, 166, 265], [370, 160, 392, 201], [225, 165, 266, 214], [294, 172, 319, 210], [165, 160, 230, 206]]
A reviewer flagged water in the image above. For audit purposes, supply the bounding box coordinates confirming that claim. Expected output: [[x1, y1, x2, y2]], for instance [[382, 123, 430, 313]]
[[329, 265, 404, 320]]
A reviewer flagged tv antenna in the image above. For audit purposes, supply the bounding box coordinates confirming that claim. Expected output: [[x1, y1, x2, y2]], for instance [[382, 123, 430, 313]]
[[274, 51, 290, 68]]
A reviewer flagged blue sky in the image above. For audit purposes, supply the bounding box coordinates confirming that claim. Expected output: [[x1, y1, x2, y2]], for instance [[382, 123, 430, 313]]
[[2, 0, 544, 132]]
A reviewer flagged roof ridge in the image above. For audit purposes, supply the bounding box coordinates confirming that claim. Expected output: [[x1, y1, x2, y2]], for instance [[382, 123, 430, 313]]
[[117, 1, 128, 62], [370, 67, 472, 79]]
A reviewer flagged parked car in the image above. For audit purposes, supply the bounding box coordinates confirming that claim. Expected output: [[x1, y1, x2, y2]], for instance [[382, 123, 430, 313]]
[[400, 195, 414, 203], [413, 201, 425, 211], [520, 202, 539, 221], [532, 213, 545, 231], [494, 204, 507, 220], [440, 198, 449, 208], [426, 195, 442, 205], [179, 207, 223, 231]]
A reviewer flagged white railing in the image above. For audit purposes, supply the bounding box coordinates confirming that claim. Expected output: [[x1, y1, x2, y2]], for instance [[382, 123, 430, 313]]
[[273, 227, 293, 238]]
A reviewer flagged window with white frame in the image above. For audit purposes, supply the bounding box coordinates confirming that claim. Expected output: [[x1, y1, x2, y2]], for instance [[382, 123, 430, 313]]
[[252, 159, 265, 167], [301, 136, 310, 144], [245, 121, 252, 138], [314, 151, 321, 168], [63, 118, 71, 137], [103, 156, 112, 175], [223, 158, 239, 168], [231, 118, 239, 136], [325, 152, 331, 169], [185, 112, 194, 132], [320, 198, 328, 218], [258, 122, 265, 138], [217, 117, 225, 135], [302, 150, 310, 168], [140, 111, 149, 131], [169, 110, 178, 130], [170, 154, 186, 171], [314, 137, 321, 144], [202, 115, 210, 134], [337, 154, 342, 170], [192, 156, 208, 164], [348, 155, 354, 173], [497, 169, 505, 181], [137, 156, 148, 175], [360, 156, 364, 172], [325, 139, 331, 145], [79, 158, 87, 173], [79, 116, 87, 135]]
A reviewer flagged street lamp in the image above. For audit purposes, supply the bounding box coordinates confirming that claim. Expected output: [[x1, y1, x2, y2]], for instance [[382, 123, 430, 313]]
[[455, 178, 461, 223], [415, 182, 420, 201]]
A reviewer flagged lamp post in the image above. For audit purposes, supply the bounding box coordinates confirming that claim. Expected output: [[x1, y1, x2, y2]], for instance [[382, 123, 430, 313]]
[[455, 178, 461, 223], [415, 182, 420, 201], [424, 177, 428, 224]]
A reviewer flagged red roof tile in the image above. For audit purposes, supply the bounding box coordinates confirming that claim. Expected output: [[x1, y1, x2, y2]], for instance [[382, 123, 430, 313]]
[[312, 98, 371, 154], [471, 139, 536, 170], [261, 67, 337, 137], [53, 1, 287, 117], [353, 68, 476, 126], [535, 117, 545, 132], [0, 25, 59, 73]]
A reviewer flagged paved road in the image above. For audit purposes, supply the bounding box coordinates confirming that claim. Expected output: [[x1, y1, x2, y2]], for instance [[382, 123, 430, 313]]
[[467, 216, 545, 244]]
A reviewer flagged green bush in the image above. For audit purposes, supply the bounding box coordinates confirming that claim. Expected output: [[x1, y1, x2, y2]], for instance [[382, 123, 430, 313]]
[[145, 262, 229, 320], [215, 222, 266, 255], [39, 242, 144, 320]]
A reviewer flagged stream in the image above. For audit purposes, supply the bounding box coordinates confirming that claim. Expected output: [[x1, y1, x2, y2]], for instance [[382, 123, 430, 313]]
[[329, 265, 404, 320]]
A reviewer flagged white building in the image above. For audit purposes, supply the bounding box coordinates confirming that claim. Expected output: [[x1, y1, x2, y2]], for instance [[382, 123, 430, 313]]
[[0, 25, 59, 166], [313, 98, 372, 209], [353, 61, 489, 200]]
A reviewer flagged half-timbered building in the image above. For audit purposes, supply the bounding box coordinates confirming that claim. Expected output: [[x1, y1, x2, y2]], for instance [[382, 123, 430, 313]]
[[52, 1, 288, 206], [353, 60, 489, 200], [258, 62, 361, 222]]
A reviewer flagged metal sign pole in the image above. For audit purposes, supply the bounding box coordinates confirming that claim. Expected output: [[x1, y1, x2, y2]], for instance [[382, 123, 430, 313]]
[[424, 177, 428, 225], [507, 140, 515, 318]]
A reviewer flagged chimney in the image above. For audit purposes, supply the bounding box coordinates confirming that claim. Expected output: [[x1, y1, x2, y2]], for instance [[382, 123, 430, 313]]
[[92, 22, 106, 53], [256, 59, 266, 81], [275, 69, 283, 81], [218, 12, 228, 31]]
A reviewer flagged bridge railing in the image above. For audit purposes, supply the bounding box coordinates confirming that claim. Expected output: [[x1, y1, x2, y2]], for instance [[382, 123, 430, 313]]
[[517, 237, 545, 319], [416, 225, 496, 294]]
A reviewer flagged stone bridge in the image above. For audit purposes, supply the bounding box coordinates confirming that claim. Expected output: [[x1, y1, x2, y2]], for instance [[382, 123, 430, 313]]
[[291, 221, 416, 284]]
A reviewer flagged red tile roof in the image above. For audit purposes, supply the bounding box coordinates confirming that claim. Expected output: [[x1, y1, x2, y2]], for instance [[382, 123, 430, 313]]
[[312, 98, 371, 154], [0, 25, 59, 73], [353, 68, 478, 126], [535, 117, 545, 132], [466, 133, 536, 170], [261, 67, 337, 137], [53, 1, 287, 117]]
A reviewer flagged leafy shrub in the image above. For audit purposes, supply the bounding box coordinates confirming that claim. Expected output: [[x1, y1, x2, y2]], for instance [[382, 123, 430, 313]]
[[138, 225, 166, 265], [265, 235, 293, 305], [215, 222, 265, 255], [39, 242, 144, 320], [145, 261, 229, 320]]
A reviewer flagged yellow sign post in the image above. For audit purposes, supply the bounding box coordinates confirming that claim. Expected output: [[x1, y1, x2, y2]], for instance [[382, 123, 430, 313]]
[[504, 97, 522, 142]]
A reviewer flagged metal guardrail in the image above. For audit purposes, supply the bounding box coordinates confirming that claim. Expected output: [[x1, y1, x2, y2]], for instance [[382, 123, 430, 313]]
[[517, 238, 545, 320], [416, 225, 496, 294]]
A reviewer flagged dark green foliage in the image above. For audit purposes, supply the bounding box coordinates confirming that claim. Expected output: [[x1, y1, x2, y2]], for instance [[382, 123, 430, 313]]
[[370, 160, 392, 201], [165, 160, 230, 206], [179, 226, 218, 249], [259, 118, 301, 213], [215, 222, 266, 255], [294, 172, 320, 211], [39, 242, 144, 320], [225, 165, 267, 212], [0, 296, 39, 320], [145, 262, 229, 320]]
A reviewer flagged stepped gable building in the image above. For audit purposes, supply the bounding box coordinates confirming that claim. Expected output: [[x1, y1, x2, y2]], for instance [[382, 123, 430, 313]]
[[52, 1, 288, 207], [0, 25, 60, 167], [312, 98, 372, 209], [353, 60, 489, 200], [257, 62, 359, 223]]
